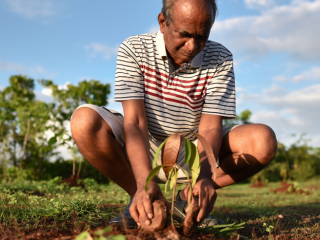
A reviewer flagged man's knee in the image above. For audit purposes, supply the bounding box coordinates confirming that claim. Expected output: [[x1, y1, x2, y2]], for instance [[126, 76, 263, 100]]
[[249, 124, 277, 166], [70, 107, 112, 143]]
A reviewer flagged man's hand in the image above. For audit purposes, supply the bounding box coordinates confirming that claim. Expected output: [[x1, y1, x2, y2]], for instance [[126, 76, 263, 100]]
[[184, 177, 217, 222], [129, 181, 170, 226]]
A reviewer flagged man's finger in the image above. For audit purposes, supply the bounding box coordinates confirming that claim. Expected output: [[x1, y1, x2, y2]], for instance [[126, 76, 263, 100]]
[[137, 201, 150, 225], [129, 203, 140, 225], [185, 188, 195, 213], [143, 192, 154, 219], [197, 190, 208, 222]]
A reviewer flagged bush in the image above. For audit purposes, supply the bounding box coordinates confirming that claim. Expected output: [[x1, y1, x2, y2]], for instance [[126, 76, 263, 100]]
[[2, 166, 33, 182]]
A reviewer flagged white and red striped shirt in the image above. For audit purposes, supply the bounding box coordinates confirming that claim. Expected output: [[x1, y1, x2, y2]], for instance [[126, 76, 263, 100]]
[[114, 32, 236, 141]]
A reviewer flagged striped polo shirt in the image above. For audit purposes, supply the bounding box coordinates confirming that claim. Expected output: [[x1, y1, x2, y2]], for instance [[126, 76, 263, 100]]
[[114, 31, 236, 141]]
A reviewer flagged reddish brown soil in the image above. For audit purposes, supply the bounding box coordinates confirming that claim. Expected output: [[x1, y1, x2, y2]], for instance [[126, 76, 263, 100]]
[[271, 181, 311, 195], [181, 205, 200, 237], [59, 175, 84, 188], [2, 203, 320, 239], [251, 181, 266, 188], [140, 199, 168, 231]]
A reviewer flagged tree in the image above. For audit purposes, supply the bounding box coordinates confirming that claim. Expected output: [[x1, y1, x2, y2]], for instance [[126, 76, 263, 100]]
[[39, 79, 111, 178], [0, 75, 59, 178], [223, 109, 252, 127]]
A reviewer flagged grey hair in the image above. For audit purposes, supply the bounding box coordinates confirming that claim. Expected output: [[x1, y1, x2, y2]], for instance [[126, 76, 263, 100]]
[[161, 0, 218, 26]]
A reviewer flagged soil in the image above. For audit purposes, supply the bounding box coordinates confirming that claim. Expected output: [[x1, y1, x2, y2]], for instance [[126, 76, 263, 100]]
[[59, 175, 84, 188], [140, 199, 168, 231], [270, 181, 311, 195], [181, 205, 200, 237], [250, 181, 266, 188], [2, 202, 320, 239]]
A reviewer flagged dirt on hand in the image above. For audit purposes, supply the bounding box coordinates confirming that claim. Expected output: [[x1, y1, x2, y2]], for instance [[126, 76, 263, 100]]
[[181, 204, 200, 237], [140, 199, 168, 231]]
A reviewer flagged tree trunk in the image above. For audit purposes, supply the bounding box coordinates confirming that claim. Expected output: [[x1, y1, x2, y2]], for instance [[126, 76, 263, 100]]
[[19, 120, 30, 169], [2, 138, 8, 177], [72, 146, 76, 176], [279, 144, 291, 181], [77, 157, 82, 178], [12, 127, 17, 166]]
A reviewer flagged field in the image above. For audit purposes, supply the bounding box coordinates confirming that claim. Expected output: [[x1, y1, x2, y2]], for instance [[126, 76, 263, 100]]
[[0, 177, 319, 239]]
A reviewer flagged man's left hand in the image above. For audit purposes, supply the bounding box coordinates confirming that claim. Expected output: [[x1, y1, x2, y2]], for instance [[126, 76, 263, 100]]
[[184, 176, 217, 222]]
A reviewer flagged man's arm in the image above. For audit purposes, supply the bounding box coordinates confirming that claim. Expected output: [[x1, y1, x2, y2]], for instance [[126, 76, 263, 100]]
[[192, 113, 223, 222], [198, 113, 223, 180], [122, 99, 169, 226]]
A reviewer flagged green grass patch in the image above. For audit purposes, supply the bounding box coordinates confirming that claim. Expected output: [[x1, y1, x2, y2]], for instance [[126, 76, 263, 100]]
[[0, 178, 319, 239]]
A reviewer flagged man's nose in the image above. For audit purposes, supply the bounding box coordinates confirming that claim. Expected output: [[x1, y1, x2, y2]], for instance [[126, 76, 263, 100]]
[[185, 38, 198, 53]]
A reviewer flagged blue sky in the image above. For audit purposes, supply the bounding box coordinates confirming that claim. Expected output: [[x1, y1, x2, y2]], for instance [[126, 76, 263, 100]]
[[1, 0, 320, 147]]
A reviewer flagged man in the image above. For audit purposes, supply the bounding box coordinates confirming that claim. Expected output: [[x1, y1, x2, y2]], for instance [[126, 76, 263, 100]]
[[70, 0, 277, 228]]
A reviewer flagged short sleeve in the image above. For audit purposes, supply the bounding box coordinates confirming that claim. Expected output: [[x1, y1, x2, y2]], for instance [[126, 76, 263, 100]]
[[202, 50, 236, 119], [114, 40, 145, 101]]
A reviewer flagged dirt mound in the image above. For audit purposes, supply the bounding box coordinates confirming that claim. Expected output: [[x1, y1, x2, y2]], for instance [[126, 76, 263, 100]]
[[270, 181, 311, 195], [109, 224, 214, 240], [59, 174, 84, 188], [251, 181, 266, 188]]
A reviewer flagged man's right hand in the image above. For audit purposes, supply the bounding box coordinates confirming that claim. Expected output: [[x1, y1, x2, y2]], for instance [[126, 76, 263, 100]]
[[129, 181, 170, 226]]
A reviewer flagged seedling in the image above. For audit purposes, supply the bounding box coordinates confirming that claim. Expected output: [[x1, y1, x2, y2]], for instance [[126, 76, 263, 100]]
[[144, 133, 218, 234]]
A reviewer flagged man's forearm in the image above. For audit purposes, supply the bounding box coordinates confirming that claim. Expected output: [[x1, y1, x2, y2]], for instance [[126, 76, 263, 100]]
[[125, 123, 152, 187], [197, 127, 222, 179]]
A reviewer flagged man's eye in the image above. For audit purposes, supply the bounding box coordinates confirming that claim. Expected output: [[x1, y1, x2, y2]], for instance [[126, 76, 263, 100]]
[[180, 34, 190, 38]]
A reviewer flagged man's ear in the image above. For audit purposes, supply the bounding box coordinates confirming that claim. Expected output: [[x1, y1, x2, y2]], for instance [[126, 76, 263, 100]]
[[158, 13, 166, 33]]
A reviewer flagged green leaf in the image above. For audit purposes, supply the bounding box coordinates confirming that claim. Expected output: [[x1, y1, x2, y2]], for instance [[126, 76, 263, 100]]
[[184, 138, 192, 164], [108, 235, 126, 240], [189, 142, 200, 187], [164, 168, 177, 192], [94, 226, 112, 236], [48, 136, 57, 146], [145, 165, 165, 192], [192, 133, 216, 181], [75, 231, 92, 240], [153, 137, 169, 168], [164, 168, 175, 192]]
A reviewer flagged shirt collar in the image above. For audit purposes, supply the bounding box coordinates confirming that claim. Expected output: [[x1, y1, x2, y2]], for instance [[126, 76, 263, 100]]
[[155, 31, 203, 68]]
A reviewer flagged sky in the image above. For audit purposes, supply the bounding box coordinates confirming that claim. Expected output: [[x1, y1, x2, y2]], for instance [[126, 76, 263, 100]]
[[1, 0, 320, 153]]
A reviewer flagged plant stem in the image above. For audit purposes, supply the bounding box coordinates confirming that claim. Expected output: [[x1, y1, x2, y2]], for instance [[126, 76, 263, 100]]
[[171, 166, 178, 231]]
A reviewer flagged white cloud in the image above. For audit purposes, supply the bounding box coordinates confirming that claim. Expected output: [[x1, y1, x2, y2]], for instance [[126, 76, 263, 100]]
[[245, 0, 275, 10], [85, 43, 119, 59], [41, 82, 70, 97], [236, 86, 246, 92], [211, 0, 320, 61], [5, 0, 61, 19], [293, 67, 320, 82], [239, 83, 320, 146], [35, 90, 54, 103], [273, 75, 287, 82], [0, 60, 56, 77]]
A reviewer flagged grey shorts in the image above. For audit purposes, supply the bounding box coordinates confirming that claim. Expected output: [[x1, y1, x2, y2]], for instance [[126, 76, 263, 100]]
[[73, 104, 238, 183]]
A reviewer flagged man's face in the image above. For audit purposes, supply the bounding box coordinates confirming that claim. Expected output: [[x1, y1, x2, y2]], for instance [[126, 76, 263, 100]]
[[159, 0, 214, 66]]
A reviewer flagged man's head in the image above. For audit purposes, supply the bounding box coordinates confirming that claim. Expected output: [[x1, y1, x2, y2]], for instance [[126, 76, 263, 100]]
[[158, 0, 217, 67]]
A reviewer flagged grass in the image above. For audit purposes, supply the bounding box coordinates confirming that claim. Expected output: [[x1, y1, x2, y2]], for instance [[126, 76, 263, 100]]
[[0, 177, 319, 239]]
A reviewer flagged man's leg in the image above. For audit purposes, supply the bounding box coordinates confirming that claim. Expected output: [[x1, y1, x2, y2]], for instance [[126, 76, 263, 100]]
[[214, 123, 277, 189], [70, 107, 137, 196], [180, 123, 277, 199]]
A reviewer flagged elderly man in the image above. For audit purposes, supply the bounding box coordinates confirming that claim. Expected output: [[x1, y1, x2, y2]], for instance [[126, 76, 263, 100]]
[[70, 0, 277, 228]]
